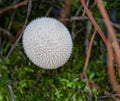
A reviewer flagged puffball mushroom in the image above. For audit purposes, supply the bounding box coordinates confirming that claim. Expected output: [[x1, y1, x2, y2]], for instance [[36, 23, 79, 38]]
[[22, 17, 73, 69]]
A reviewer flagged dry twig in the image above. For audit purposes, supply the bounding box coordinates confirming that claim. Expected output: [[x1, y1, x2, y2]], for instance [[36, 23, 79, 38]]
[[0, 27, 13, 37], [80, 0, 120, 96], [8, 83, 15, 101], [0, 0, 29, 14], [80, 0, 108, 46], [59, 0, 72, 24], [96, 0, 120, 77], [71, 16, 120, 29], [81, 30, 97, 79], [96, 0, 120, 95], [99, 91, 120, 100], [84, 21, 92, 55], [6, 0, 32, 58]]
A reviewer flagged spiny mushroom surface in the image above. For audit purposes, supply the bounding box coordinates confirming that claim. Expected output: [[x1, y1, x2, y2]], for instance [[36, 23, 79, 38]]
[[22, 17, 73, 69]]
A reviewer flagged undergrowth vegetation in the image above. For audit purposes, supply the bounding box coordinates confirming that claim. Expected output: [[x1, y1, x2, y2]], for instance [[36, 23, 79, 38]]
[[0, 0, 120, 101]]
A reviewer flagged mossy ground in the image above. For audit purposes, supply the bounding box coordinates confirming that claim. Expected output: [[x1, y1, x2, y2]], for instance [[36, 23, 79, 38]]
[[0, 0, 120, 101]]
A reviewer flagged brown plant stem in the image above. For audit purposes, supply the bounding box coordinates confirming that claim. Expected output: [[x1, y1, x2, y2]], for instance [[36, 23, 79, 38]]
[[80, 0, 108, 46], [80, 0, 120, 95], [95, 0, 120, 95], [0, 0, 29, 14], [107, 39, 120, 94], [83, 30, 97, 73], [0, 27, 13, 37], [80, 0, 108, 78], [59, 0, 72, 24], [96, 0, 120, 77], [6, 0, 32, 58]]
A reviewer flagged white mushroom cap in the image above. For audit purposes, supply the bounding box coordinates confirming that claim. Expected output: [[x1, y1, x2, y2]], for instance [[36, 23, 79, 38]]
[[22, 17, 73, 69]]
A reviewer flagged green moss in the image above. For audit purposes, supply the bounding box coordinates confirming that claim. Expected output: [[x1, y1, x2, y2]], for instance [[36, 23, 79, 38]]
[[1, 0, 120, 100]]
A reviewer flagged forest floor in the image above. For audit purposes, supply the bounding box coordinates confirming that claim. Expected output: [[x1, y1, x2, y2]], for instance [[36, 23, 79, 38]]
[[0, 0, 120, 101]]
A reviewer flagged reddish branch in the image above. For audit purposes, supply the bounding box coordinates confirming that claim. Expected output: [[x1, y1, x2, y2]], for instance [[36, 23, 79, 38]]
[[59, 0, 72, 24], [80, 0, 120, 95], [96, 0, 120, 95], [80, 0, 108, 46], [80, 0, 108, 79], [107, 40, 120, 94], [81, 30, 97, 89], [96, 0, 120, 77], [83, 30, 97, 72], [0, 0, 29, 14], [6, 0, 32, 58]]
